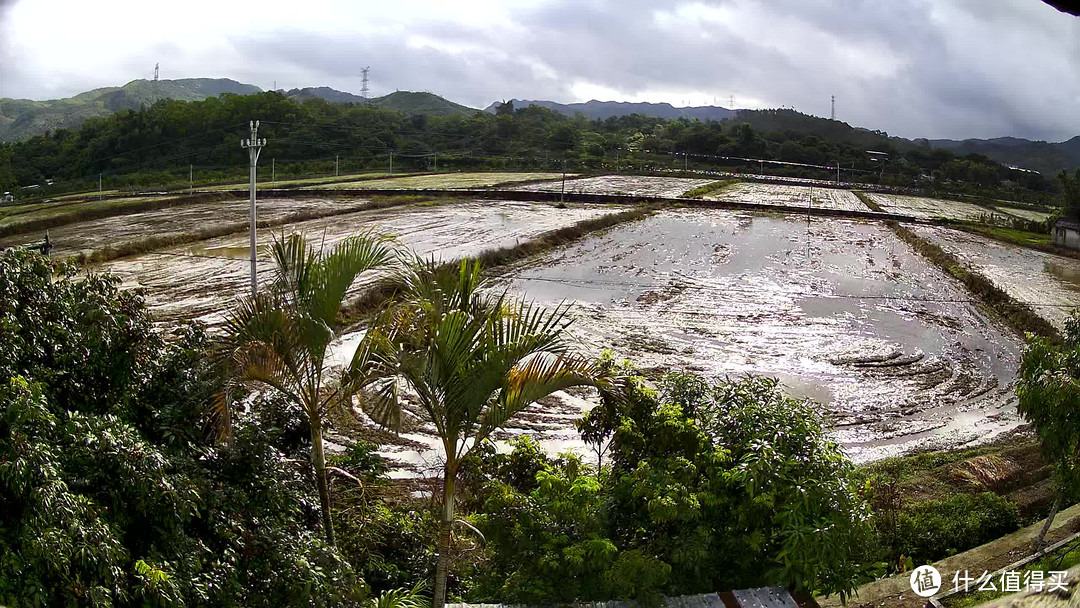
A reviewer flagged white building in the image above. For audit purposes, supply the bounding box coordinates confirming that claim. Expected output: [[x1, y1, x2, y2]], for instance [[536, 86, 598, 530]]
[[1052, 219, 1080, 250]]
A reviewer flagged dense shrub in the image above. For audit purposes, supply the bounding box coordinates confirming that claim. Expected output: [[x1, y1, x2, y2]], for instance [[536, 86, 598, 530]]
[[463, 367, 873, 605], [0, 249, 362, 606], [896, 493, 1020, 565]]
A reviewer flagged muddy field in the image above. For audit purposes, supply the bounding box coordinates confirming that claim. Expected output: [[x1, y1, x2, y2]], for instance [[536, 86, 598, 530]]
[[993, 205, 1051, 222], [304, 172, 565, 190], [100, 199, 625, 325], [510, 175, 715, 197], [865, 192, 1004, 222], [705, 182, 870, 212], [499, 209, 1023, 464], [911, 225, 1080, 330], [354, 208, 1026, 472], [0, 196, 369, 257]]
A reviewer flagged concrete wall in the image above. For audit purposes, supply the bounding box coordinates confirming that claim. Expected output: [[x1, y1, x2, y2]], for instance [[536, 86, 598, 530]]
[[1052, 226, 1080, 250]]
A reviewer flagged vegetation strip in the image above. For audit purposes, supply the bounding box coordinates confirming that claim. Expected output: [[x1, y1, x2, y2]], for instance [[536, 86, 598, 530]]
[[0, 192, 239, 239], [681, 178, 741, 199], [70, 195, 426, 265], [339, 204, 659, 325], [853, 190, 884, 212], [889, 222, 1059, 340]]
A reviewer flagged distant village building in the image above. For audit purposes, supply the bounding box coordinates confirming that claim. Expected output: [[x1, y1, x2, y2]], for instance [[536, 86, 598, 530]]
[[1052, 219, 1080, 250]]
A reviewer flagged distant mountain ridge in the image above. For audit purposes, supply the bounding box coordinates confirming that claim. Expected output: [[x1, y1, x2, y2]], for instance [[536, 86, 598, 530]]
[[0, 78, 262, 142], [486, 99, 738, 122], [924, 136, 1080, 176]]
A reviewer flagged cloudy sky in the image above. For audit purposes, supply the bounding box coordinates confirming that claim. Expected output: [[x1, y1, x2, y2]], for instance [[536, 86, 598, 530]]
[[1, 0, 1077, 141]]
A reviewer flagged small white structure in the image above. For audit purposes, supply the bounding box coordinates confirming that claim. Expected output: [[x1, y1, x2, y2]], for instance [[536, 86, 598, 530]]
[[1053, 219, 1080, 250]]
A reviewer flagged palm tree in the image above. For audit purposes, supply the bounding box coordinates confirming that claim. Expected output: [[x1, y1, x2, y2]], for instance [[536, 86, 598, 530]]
[[344, 257, 607, 608], [215, 231, 396, 546]]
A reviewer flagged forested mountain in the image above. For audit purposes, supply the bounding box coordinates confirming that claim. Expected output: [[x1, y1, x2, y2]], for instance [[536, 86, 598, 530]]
[[487, 99, 737, 122], [283, 88, 478, 116], [0, 91, 1056, 203], [926, 136, 1080, 177], [0, 78, 261, 142]]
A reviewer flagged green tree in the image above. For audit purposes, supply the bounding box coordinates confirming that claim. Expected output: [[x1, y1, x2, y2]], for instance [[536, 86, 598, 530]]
[[346, 258, 606, 608], [1059, 169, 1080, 220], [0, 249, 359, 606], [215, 232, 396, 546], [1017, 313, 1080, 551]]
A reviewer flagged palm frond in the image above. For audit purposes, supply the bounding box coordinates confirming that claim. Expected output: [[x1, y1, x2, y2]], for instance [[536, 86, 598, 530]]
[[310, 232, 397, 326], [369, 582, 429, 608]]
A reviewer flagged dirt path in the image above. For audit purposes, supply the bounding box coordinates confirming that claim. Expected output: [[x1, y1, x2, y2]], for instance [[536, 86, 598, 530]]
[[817, 502, 1080, 608]]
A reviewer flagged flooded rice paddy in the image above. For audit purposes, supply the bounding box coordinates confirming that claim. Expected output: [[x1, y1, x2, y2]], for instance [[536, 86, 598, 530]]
[[510, 175, 716, 198], [0, 196, 368, 257], [865, 193, 1001, 222], [101, 199, 624, 325], [357, 208, 1026, 473], [304, 172, 566, 190], [705, 182, 870, 212], [911, 225, 1080, 330], [499, 209, 1023, 464]]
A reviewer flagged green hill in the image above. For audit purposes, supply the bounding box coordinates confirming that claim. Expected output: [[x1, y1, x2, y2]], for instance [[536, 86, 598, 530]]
[[0, 78, 261, 142], [367, 91, 476, 116]]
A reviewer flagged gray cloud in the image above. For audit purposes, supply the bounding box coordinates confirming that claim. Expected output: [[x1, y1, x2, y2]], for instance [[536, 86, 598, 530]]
[[4, 0, 1080, 141]]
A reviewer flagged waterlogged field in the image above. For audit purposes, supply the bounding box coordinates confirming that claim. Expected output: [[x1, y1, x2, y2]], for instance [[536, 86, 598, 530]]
[[101, 199, 625, 325], [911, 225, 1080, 330], [704, 182, 870, 212], [865, 193, 999, 221], [0, 193, 191, 233], [491, 209, 1022, 464], [0, 196, 367, 257], [992, 205, 1051, 222], [304, 172, 565, 190], [511, 175, 715, 197], [201, 172, 396, 191]]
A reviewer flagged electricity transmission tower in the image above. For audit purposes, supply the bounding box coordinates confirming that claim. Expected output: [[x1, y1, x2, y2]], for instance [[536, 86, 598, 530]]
[[241, 121, 267, 297], [361, 66, 370, 101], [154, 63, 159, 81], [831, 95, 836, 120]]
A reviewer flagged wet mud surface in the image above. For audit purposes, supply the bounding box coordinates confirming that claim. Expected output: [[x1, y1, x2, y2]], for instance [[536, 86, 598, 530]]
[[705, 182, 869, 212], [100, 199, 624, 326], [866, 193, 1006, 222], [912, 225, 1080, 330], [492, 208, 1023, 464], [0, 196, 366, 256], [510, 175, 715, 198], [305, 172, 566, 190]]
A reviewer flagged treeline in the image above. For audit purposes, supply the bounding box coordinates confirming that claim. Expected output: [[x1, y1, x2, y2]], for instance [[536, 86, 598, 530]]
[[0, 91, 1059, 201]]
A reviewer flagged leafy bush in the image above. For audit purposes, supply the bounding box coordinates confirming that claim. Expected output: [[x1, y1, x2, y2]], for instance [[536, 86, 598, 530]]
[[465, 369, 872, 604], [0, 249, 362, 606], [896, 493, 1020, 565]]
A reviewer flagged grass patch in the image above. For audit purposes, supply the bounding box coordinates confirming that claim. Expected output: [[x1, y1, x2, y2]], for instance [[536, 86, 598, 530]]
[[682, 179, 740, 199], [854, 190, 885, 212], [70, 195, 425, 265], [890, 222, 1059, 340], [942, 540, 1080, 607]]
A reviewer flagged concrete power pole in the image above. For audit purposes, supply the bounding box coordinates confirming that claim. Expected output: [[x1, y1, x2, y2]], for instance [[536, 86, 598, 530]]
[[831, 95, 836, 121], [241, 121, 267, 298], [189, 164, 193, 195], [335, 155, 339, 177]]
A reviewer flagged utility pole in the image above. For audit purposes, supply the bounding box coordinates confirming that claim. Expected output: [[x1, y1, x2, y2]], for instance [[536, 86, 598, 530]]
[[836, 161, 840, 183], [98, 173, 102, 200], [389, 151, 393, 174], [189, 164, 193, 195], [335, 155, 339, 177], [433, 153, 437, 172], [560, 158, 567, 204], [241, 120, 267, 298], [684, 152, 688, 172], [272, 158, 276, 185], [615, 148, 620, 173]]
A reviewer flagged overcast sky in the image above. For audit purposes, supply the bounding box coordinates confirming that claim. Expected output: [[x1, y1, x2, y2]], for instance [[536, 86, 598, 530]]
[[1, 0, 1077, 141]]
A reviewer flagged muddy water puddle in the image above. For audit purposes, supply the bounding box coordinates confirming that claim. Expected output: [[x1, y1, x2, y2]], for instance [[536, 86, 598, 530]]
[[489, 208, 1023, 463], [510, 175, 715, 198], [100, 200, 625, 326], [0, 197, 364, 256], [911, 225, 1080, 330]]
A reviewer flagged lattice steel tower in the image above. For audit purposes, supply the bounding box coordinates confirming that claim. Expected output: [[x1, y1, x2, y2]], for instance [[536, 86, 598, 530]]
[[361, 66, 370, 101]]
